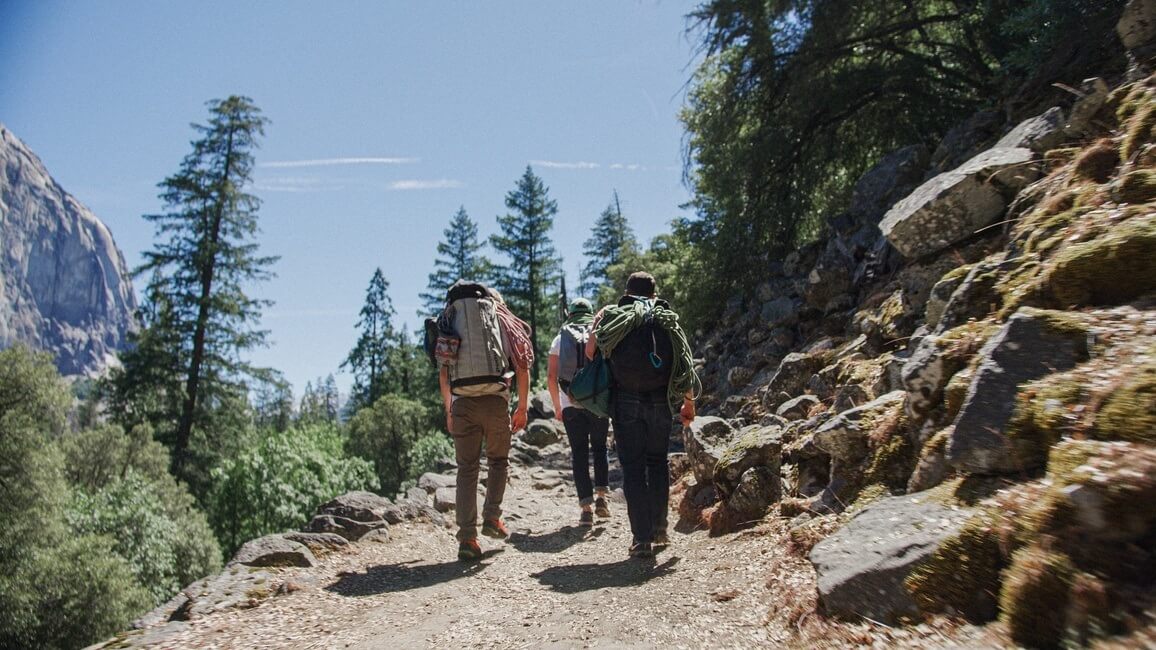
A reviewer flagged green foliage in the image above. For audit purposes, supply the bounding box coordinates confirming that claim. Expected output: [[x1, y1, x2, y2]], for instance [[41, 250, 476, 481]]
[[58, 424, 221, 605], [347, 394, 436, 496], [599, 223, 707, 331], [0, 347, 158, 649], [342, 268, 401, 412], [298, 374, 341, 425], [490, 166, 563, 382], [208, 422, 377, 553], [107, 95, 277, 497], [252, 371, 294, 433], [419, 206, 494, 317], [402, 430, 454, 490], [580, 190, 639, 298]]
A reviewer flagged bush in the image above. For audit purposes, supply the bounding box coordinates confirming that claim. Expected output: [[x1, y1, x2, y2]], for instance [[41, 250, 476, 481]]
[[347, 394, 438, 496], [402, 430, 454, 490], [208, 422, 378, 554]]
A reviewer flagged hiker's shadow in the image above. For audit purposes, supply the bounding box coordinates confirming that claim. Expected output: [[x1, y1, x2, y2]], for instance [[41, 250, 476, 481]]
[[530, 556, 679, 594], [325, 550, 502, 597], [508, 525, 602, 554]]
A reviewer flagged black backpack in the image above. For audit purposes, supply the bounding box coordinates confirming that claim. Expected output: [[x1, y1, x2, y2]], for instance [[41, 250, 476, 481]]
[[608, 299, 674, 394]]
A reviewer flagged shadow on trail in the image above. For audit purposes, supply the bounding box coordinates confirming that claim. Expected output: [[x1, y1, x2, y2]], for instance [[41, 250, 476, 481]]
[[530, 556, 680, 594], [325, 550, 504, 597], [508, 525, 604, 554]]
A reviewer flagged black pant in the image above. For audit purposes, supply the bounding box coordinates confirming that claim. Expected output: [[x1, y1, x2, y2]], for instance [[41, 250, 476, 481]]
[[562, 407, 610, 505], [611, 391, 671, 544]]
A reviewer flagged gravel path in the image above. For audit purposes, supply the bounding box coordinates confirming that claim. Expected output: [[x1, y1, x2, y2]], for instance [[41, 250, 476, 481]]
[[110, 446, 992, 649]]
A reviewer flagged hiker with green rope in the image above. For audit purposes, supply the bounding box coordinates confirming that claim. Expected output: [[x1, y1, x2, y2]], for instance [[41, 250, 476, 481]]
[[585, 272, 700, 559], [548, 298, 613, 528]]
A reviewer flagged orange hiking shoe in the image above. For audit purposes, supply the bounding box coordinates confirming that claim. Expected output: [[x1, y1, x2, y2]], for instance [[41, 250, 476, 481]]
[[458, 539, 482, 561], [481, 518, 509, 539]]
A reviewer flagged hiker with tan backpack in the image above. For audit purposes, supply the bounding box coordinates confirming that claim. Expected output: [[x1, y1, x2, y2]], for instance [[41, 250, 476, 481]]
[[548, 298, 612, 528], [431, 281, 534, 561], [584, 272, 700, 559]]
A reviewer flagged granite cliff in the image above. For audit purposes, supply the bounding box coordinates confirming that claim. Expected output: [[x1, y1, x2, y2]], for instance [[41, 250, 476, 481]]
[[0, 124, 137, 376]]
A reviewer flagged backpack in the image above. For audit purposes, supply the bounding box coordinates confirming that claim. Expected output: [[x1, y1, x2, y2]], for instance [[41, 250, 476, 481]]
[[439, 281, 510, 397], [567, 351, 611, 417], [607, 299, 674, 394], [556, 322, 590, 392]]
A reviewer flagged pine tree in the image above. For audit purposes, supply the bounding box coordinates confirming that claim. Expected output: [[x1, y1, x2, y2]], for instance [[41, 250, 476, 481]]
[[580, 190, 638, 298], [342, 268, 399, 412], [490, 166, 561, 382], [109, 96, 276, 493], [419, 206, 493, 317]]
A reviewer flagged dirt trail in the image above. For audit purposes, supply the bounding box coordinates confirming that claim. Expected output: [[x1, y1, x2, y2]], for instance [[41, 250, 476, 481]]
[[120, 447, 986, 649]]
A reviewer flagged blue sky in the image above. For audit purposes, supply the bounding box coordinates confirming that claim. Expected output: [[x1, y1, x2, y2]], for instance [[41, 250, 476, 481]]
[[0, 1, 702, 396]]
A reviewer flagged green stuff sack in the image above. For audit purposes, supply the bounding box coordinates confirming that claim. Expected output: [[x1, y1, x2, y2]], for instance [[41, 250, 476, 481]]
[[568, 351, 612, 417]]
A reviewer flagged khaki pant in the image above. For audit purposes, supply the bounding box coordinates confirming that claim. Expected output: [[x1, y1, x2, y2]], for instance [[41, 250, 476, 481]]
[[450, 395, 512, 541]]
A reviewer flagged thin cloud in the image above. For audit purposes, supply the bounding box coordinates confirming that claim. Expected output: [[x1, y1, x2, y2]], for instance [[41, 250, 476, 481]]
[[388, 179, 464, 191], [610, 163, 646, 171], [531, 160, 601, 170], [260, 157, 418, 168], [254, 177, 342, 193]]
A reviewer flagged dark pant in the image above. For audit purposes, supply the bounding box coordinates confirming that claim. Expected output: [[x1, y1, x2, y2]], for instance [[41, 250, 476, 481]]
[[562, 407, 610, 505], [612, 391, 672, 544]]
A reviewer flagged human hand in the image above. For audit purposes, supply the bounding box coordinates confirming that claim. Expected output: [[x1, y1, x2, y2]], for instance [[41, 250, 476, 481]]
[[554, 408, 564, 422], [445, 411, 453, 433], [679, 399, 696, 428], [512, 406, 528, 432]]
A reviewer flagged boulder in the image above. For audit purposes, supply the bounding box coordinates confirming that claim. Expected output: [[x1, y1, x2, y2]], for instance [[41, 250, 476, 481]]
[[303, 514, 387, 541], [433, 486, 456, 513], [880, 147, 1040, 259], [810, 495, 973, 623], [230, 535, 315, 568], [713, 425, 783, 500], [931, 259, 1003, 334], [724, 466, 781, 524], [760, 296, 800, 328], [392, 495, 451, 527], [929, 109, 1004, 174], [831, 384, 871, 413], [995, 107, 1067, 153], [521, 419, 564, 447], [947, 308, 1090, 474], [174, 568, 277, 621], [727, 366, 755, 388], [850, 145, 931, 224], [776, 394, 820, 421], [901, 335, 969, 420], [814, 391, 906, 465], [405, 487, 429, 504], [281, 532, 350, 555], [1118, 0, 1156, 53], [684, 416, 735, 484], [528, 390, 555, 420], [762, 353, 828, 411], [417, 472, 456, 494], [668, 452, 692, 481], [317, 491, 397, 523]]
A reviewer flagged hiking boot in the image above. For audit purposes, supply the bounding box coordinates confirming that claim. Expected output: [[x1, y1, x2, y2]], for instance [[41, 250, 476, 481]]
[[481, 518, 509, 539], [629, 541, 654, 559], [458, 539, 482, 561], [594, 496, 611, 518], [653, 529, 669, 548], [579, 509, 594, 527]]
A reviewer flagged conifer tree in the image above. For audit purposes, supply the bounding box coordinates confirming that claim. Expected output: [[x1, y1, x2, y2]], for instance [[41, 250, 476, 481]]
[[490, 166, 561, 382], [419, 207, 493, 317], [108, 96, 276, 494], [580, 190, 638, 298], [342, 268, 399, 413]]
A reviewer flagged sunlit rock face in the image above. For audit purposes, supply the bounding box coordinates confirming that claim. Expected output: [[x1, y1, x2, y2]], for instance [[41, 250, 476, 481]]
[[0, 123, 137, 376]]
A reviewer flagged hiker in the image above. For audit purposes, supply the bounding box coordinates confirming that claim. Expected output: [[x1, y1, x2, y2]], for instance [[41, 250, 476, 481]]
[[586, 272, 699, 559], [548, 297, 612, 528], [434, 282, 534, 561]]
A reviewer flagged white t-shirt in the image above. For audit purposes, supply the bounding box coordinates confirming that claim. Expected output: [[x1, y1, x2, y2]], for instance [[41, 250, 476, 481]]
[[548, 334, 573, 411]]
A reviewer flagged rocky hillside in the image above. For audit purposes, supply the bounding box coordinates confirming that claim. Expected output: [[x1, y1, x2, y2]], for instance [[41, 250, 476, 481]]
[[676, 6, 1156, 647], [0, 124, 137, 376]]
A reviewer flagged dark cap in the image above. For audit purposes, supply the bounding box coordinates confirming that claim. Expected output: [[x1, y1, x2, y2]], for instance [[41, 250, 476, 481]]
[[625, 271, 657, 297], [567, 298, 593, 314]]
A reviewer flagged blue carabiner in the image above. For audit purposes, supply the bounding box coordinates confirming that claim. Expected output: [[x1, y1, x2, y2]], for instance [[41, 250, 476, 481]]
[[649, 352, 663, 369]]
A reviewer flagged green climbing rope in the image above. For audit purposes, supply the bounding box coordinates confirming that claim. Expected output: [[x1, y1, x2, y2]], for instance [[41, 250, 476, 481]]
[[594, 299, 701, 412]]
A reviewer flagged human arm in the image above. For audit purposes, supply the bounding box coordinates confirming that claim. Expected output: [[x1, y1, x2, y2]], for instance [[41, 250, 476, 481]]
[[439, 365, 453, 431], [512, 365, 530, 432], [584, 308, 605, 360], [547, 353, 563, 421]]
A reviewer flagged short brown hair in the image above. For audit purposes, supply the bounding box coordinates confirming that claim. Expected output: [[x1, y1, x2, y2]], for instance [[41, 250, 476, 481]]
[[625, 271, 657, 297]]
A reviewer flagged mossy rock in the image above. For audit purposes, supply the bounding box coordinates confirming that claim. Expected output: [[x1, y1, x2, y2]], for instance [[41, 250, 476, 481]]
[[1113, 169, 1156, 204], [1093, 361, 1156, 443], [862, 423, 917, 493], [1005, 372, 1084, 469], [1071, 139, 1119, 183], [1122, 96, 1156, 161], [1045, 213, 1156, 306], [1045, 439, 1102, 481], [1000, 546, 1077, 650], [905, 510, 1002, 622]]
